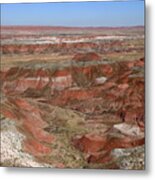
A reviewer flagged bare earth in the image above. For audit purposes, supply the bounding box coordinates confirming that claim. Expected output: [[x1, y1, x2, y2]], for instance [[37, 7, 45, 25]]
[[0, 26, 145, 169]]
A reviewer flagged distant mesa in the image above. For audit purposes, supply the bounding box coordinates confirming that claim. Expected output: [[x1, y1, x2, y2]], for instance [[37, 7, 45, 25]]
[[72, 52, 101, 62]]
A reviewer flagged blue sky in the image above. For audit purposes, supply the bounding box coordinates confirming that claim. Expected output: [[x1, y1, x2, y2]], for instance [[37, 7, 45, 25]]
[[1, 1, 144, 27]]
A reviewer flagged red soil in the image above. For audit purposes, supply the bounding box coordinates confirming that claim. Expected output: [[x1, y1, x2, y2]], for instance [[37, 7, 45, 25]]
[[0, 57, 144, 165]]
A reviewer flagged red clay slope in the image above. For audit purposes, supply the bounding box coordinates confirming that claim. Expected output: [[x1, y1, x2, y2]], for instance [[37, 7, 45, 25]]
[[0, 55, 144, 167]]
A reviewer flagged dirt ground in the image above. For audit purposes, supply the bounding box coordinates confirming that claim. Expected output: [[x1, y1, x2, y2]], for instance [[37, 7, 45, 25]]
[[0, 26, 145, 169]]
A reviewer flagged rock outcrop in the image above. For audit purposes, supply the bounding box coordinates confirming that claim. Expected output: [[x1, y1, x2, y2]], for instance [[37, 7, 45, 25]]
[[0, 55, 144, 168]]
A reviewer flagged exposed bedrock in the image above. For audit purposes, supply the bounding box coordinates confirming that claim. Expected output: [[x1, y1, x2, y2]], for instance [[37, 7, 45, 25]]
[[0, 55, 144, 168]]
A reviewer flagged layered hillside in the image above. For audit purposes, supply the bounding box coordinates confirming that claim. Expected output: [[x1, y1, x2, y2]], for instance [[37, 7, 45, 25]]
[[0, 26, 145, 169]]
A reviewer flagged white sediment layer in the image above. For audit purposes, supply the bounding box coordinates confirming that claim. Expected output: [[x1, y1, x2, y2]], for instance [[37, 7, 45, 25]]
[[95, 76, 107, 85], [2, 35, 144, 45], [114, 123, 144, 137], [0, 118, 52, 168]]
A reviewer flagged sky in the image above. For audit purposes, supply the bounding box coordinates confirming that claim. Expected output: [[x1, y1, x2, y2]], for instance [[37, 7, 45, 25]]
[[1, 0, 144, 27]]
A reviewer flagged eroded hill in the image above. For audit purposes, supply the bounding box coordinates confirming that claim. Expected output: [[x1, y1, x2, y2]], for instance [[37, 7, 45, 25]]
[[0, 26, 145, 169]]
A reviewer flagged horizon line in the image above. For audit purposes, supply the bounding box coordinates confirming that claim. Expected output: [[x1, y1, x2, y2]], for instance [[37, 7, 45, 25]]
[[1, 25, 144, 28]]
